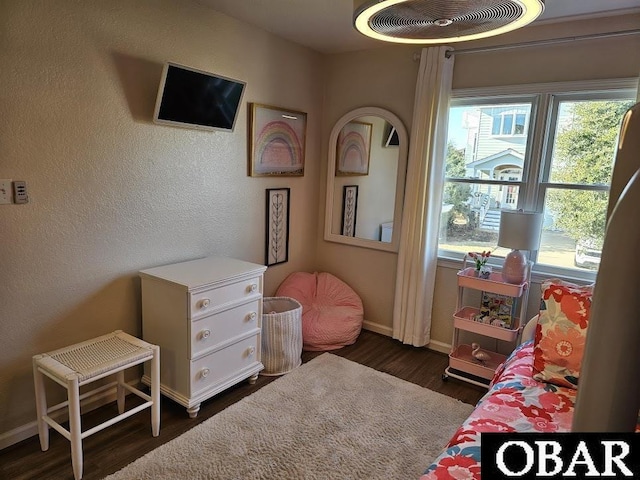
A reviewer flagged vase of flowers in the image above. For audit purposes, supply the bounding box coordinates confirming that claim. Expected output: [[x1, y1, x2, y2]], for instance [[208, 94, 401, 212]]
[[469, 251, 492, 278]]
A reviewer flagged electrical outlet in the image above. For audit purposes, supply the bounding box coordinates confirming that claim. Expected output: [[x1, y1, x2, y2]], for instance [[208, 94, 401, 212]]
[[0, 179, 12, 204], [13, 180, 28, 204]]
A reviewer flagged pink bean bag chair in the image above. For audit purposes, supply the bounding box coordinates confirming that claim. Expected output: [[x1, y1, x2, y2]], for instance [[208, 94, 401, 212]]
[[275, 271, 364, 351]]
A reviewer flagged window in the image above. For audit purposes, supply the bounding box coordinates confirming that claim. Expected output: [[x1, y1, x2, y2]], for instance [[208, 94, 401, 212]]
[[438, 80, 637, 278], [491, 108, 528, 136]]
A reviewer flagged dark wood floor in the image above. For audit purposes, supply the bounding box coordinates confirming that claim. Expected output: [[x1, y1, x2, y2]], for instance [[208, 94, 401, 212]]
[[0, 331, 486, 480]]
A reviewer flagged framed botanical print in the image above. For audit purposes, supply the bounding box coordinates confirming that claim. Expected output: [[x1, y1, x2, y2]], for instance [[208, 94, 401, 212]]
[[341, 185, 358, 237], [265, 188, 290, 266]]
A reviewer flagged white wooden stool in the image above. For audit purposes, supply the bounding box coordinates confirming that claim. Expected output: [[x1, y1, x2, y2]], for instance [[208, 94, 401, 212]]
[[32, 330, 160, 480]]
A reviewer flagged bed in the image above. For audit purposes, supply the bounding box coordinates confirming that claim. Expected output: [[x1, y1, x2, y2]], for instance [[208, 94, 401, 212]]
[[421, 314, 577, 479]]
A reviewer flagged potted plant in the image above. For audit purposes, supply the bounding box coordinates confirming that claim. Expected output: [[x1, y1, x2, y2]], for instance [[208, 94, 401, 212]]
[[469, 251, 492, 278]]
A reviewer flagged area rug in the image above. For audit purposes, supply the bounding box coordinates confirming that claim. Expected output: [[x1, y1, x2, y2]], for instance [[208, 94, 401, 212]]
[[104, 353, 474, 480]]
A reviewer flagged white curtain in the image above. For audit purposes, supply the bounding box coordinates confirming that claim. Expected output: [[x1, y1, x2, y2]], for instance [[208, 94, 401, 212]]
[[392, 46, 454, 346]]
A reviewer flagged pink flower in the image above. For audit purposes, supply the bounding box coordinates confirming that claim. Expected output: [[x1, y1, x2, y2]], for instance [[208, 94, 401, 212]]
[[468, 251, 492, 270], [421, 455, 481, 480], [527, 416, 560, 432], [538, 325, 585, 367], [448, 427, 478, 447], [539, 391, 574, 413], [469, 417, 515, 432], [520, 404, 552, 421]]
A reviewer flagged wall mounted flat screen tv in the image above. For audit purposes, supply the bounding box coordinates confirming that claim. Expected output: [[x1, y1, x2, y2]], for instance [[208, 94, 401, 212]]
[[153, 62, 246, 132], [384, 122, 399, 147]]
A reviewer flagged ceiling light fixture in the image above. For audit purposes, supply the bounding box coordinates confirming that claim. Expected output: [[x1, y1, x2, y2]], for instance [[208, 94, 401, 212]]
[[353, 0, 544, 44]]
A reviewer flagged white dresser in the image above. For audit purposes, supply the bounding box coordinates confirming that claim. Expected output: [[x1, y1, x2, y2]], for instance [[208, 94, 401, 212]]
[[139, 256, 267, 418]]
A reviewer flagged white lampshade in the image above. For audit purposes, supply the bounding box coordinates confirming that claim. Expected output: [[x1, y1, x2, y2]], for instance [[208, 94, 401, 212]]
[[498, 210, 543, 251], [498, 210, 543, 284]]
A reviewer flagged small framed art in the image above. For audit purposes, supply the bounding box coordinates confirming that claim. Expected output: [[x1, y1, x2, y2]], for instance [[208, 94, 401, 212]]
[[249, 103, 307, 176], [336, 121, 372, 176], [341, 185, 358, 237], [265, 188, 290, 266]]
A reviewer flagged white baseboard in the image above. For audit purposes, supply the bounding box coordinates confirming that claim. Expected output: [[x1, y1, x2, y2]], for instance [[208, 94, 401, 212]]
[[362, 322, 452, 354], [0, 382, 136, 451], [426, 339, 451, 354], [362, 321, 393, 337]]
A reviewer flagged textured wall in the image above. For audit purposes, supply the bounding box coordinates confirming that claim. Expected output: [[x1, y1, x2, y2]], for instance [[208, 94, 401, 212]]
[[0, 0, 323, 439], [317, 13, 640, 340]]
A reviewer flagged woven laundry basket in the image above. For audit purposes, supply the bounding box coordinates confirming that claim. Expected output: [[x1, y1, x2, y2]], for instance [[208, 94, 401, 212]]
[[261, 297, 303, 376]]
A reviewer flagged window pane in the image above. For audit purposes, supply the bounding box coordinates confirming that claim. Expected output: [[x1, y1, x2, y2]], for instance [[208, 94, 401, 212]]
[[491, 115, 501, 135], [446, 103, 532, 181], [502, 114, 513, 135], [514, 113, 526, 134], [442, 101, 532, 258], [439, 181, 521, 255], [538, 188, 609, 270], [548, 99, 634, 185]]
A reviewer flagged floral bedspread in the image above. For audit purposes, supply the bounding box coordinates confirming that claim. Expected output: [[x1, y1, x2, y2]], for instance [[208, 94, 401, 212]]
[[421, 341, 577, 480]]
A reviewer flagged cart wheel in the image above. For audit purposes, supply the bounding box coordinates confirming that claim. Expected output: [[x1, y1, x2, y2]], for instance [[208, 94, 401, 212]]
[[442, 373, 448, 381]]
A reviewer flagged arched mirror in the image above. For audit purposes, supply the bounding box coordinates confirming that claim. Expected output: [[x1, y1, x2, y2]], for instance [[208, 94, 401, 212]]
[[324, 107, 408, 252]]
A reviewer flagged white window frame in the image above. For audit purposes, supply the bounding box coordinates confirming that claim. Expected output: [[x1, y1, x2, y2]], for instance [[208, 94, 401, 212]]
[[438, 78, 638, 283]]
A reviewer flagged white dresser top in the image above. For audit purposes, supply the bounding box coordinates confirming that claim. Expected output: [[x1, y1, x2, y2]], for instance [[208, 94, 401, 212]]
[[139, 256, 267, 290]]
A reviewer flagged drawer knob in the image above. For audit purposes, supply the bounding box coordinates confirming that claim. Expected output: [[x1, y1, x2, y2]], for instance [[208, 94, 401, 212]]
[[199, 298, 211, 309], [201, 368, 210, 378], [247, 346, 256, 356], [247, 312, 257, 322], [248, 283, 258, 293], [201, 329, 211, 340]]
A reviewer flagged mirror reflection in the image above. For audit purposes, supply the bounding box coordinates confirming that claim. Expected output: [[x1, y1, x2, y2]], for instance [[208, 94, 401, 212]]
[[324, 107, 408, 252], [331, 116, 399, 242]]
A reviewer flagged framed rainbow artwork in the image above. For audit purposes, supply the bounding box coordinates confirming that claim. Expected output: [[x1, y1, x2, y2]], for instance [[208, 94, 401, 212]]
[[249, 103, 307, 176], [336, 121, 372, 176]]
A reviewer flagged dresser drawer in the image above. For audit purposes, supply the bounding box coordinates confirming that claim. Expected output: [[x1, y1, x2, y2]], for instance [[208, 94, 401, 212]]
[[190, 300, 260, 358], [190, 276, 261, 319], [190, 335, 260, 396]]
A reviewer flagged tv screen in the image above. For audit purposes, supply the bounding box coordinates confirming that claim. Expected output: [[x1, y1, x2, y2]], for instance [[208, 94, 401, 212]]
[[153, 62, 246, 132], [384, 123, 399, 147]]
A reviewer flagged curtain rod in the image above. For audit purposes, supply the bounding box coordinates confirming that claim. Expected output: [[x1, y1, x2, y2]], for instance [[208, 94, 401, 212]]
[[448, 29, 640, 57], [414, 29, 640, 60]]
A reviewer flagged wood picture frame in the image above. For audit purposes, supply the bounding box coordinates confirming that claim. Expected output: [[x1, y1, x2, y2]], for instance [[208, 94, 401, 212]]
[[265, 188, 290, 266], [341, 185, 358, 237], [336, 120, 372, 176], [249, 103, 307, 177]]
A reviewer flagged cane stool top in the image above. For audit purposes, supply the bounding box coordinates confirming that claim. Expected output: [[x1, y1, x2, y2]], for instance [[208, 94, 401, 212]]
[[33, 330, 155, 383]]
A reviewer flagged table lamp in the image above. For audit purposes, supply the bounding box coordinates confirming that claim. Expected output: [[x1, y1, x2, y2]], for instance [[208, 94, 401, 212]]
[[498, 209, 543, 284]]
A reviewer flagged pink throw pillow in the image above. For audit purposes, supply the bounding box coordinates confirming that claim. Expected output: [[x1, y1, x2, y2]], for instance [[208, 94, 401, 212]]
[[532, 279, 593, 389]]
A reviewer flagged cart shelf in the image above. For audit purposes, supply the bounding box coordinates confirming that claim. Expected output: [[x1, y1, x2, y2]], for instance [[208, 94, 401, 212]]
[[448, 344, 506, 381], [457, 267, 525, 297], [453, 307, 521, 342]]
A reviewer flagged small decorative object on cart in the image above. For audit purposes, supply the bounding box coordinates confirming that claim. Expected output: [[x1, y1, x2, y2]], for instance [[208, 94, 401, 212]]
[[468, 251, 492, 278], [478, 291, 516, 328], [479, 265, 492, 279]]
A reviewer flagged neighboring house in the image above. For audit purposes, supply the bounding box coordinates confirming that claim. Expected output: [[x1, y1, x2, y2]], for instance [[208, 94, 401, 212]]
[[466, 149, 524, 209], [460, 105, 530, 225]]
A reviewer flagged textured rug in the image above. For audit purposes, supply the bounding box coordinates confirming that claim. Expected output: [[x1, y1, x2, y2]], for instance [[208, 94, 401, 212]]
[[104, 353, 474, 480]]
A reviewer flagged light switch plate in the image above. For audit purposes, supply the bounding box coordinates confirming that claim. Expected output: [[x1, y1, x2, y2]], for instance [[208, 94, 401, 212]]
[[0, 179, 12, 204], [13, 180, 28, 204]]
